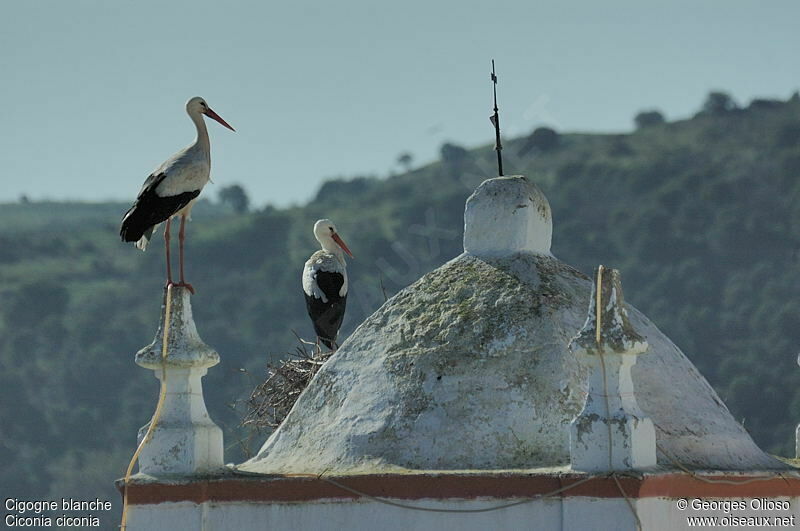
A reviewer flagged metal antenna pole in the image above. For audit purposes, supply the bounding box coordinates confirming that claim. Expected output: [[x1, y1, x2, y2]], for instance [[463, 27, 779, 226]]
[[490, 59, 504, 176]]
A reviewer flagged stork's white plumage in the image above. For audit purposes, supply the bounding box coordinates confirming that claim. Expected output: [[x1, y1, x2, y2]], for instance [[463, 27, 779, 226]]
[[302, 219, 354, 350], [120, 96, 234, 292]]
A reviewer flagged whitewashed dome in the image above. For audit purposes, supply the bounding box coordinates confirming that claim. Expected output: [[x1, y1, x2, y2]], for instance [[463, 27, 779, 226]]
[[241, 176, 787, 474]]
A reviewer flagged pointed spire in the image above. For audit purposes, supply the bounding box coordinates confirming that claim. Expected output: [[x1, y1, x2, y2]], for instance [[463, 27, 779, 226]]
[[134, 287, 223, 475], [569, 266, 656, 472], [490, 59, 503, 176], [570, 266, 648, 356]]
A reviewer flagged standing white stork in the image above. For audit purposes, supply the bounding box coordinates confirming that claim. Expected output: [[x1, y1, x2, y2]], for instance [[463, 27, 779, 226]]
[[302, 219, 354, 350], [120, 96, 234, 293]]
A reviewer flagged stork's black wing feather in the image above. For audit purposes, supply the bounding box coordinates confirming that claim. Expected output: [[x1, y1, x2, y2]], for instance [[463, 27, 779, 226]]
[[304, 270, 347, 349], [137, 172, 169, 199], [120, 173, 200, 243], [315, 271, 345, 302]]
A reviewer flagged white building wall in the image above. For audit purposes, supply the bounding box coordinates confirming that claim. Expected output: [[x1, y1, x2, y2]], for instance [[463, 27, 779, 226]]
[[124, 495, 800, 531]]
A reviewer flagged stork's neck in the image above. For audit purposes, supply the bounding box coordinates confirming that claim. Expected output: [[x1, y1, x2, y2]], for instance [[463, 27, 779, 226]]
[[190, 111, 211, 153], [320, 239, 346, 264]]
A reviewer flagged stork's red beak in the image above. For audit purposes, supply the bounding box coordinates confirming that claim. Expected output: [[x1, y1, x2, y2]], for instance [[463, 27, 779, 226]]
[[203, 107, 235, 131], [332, 233, 354, 258]]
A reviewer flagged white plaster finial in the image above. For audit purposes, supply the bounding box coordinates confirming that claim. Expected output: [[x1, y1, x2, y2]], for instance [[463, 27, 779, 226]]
[[463, 176, 552, 256], [571, 268, 648, 356], [569, 267, 656, 472], [134, 287, 223, 475]]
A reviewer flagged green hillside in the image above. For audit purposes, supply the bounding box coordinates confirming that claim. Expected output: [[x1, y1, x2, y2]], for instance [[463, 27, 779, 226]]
[[1, 93, 799, 527]]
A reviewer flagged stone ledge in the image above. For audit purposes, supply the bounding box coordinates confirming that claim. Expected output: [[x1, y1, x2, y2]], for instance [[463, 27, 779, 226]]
[[117, 469, 800, 506]]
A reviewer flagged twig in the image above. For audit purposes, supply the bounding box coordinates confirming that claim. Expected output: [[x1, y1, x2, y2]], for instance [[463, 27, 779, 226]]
[[242, 335, 333, 429], [379, 273, 389, 303]]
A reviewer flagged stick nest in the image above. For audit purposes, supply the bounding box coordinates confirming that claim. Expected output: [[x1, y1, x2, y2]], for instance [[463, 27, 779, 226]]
[[243, 340, 333, 429]]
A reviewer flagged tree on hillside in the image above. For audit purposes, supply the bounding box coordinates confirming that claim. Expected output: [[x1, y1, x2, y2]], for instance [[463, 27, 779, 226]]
[[440, 143, 468, 164], [397, 152, 413, 172], [519, 127, 560, 155], [314, 176, 376, 204], [748, 98, 782, 110], [702, 91, 738, 115], [609, 136, 634, 157], [777, 123, 800, 148], [5, 281, 69, 330], [219, 184, 250, 214], [634, 110, 665, 129]]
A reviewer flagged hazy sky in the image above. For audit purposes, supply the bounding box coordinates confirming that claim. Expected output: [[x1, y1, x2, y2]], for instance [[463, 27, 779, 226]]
[[2, 0, 798, 207]]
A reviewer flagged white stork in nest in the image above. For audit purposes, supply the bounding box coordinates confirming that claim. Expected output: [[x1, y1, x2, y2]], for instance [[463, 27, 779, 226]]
[[120, 96, 234, 293], [302, 219, 354, 350]]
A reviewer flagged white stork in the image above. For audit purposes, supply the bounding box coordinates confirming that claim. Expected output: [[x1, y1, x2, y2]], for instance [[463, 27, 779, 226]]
[[120, 96, 234, 293], [302, 219, 354, 350]]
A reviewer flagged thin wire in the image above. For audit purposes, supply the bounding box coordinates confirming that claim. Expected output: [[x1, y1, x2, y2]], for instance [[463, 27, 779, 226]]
[[120, 285, 174, 530], [595, 266, 641, 529], [320, 475, 596, 514], [595, 265, 603, 345], [231, 468, 597, 514], [589, 266, 792, 526], [612, 474, 642, 531], [232, 464, 795, 517], [654, 438, 792, 485], [595, 265, 614, 469], [584, 391, 638, 398], [599, 352, 614, 469]]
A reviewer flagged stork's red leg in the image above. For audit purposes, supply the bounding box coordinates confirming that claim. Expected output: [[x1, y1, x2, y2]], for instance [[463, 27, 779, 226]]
[[164, 217, 173, 287], [176, 214, 195, 294]]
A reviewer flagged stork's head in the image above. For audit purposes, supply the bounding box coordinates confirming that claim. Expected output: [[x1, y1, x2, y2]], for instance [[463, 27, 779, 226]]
[[314, 219, 354, 259], [186, 96, 235, 131]]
